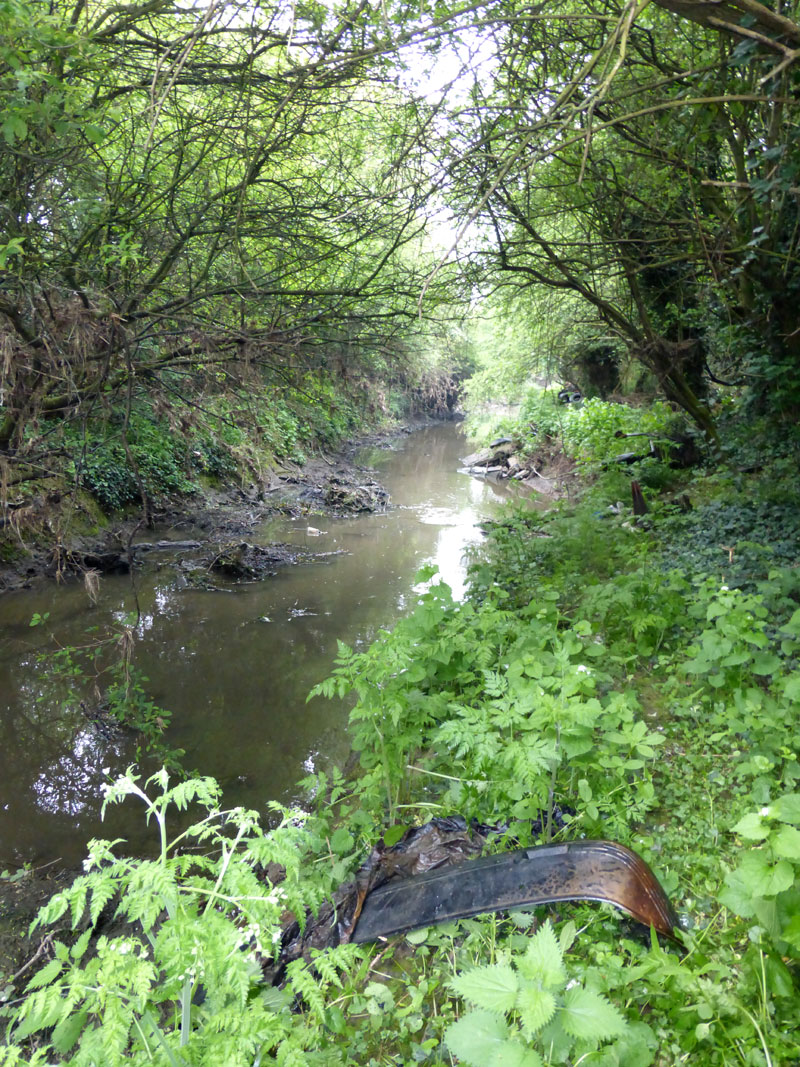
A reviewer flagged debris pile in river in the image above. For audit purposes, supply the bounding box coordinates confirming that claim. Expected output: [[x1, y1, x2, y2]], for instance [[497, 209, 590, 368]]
[[322, 476, 390, 513], [460, 437, 560, 496], [209, 541, 312, 579]]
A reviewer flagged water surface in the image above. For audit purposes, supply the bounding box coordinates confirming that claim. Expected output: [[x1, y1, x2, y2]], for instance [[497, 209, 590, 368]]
[[0, 423, 537, 864]]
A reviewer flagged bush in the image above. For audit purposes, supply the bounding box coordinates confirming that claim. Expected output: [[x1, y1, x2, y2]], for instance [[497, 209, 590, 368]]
[[560, 397, 677, 471], [77, 442, 140, 511], [69, 412, 196, 511]]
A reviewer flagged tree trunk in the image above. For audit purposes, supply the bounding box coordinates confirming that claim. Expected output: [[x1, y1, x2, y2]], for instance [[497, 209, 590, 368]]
[[640, 338, 720, 445]]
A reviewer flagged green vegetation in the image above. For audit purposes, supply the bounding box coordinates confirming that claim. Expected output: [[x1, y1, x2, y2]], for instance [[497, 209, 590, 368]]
[[3, 401, 800, 1064], [4, 0, 800, 1062], [5, 0, 800, 520], [0, 0, 468, 528]]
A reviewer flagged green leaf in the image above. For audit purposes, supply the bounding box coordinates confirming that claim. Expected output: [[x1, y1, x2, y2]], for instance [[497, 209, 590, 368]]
[[737, 850, 795, 897], [329, 827, 354, 854], [781, 913, 800, 950], [488, 1043, 544, 1067], [518, 921, 565, 989], [772, 824, 800, 860], [605, 1020, 659, 1067], [83, 123, 107, 144], [720, 869, 758, 918], [452, 963, 519, 1013], [445, 1009, 510, 1067], [405, 926, 429, 945], [516, 985, 556, 1034], [764, 954, 795, 997], [89, 878, 118, 925], [559, 921, 577, 953], [2, 114, 27, 143], [25, 957, 63, 990], [770, 793, 800, 825], [52, 1010, 88, 1054], [731, 812, 770, 841], [560, 987, 627, 1041], [364, 981, 395, 1008], [751, 651, 781, 675], [70, 928, 92, 960], [261, 986, 291, 1011], [382, 824, 408, 847], [415, 563, 438, 584]]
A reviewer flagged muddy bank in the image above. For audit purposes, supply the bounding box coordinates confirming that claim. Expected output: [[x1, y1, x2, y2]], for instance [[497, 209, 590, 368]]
[[0, 437, 398, 596], [0, 864, 78, 1000]]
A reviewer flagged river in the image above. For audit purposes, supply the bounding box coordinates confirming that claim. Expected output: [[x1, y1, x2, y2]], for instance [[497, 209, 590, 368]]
[[0, 423, 537, 866]]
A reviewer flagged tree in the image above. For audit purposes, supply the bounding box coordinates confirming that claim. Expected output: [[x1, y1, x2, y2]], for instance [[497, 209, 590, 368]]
[[434, 0, 800, 433], [0, 0, 464, 505]]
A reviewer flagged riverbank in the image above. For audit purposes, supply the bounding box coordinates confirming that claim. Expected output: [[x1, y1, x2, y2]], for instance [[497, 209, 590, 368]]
[[0, 421, 520, 938], [4, 404, 799, 1064], [0, 423, 430, 597], [0, 417, 510, 1001]]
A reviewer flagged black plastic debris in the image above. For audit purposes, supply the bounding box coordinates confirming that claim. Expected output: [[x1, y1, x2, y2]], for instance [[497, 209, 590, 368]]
[[265, 817, 678, 984], [350, 839, 678, 944]]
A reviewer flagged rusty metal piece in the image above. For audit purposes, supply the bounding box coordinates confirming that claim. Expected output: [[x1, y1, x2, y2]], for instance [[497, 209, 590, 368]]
[[343, 817, 484, 940], [350, 839, 679, 943]]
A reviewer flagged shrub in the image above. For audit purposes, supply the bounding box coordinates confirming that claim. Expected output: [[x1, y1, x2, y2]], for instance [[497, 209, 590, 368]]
[[560, 397, 677, 471]]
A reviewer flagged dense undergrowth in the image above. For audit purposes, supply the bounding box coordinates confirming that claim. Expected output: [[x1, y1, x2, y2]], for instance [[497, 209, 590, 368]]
[[2, 396, 800, 1065], [21, 378, 368, 519]]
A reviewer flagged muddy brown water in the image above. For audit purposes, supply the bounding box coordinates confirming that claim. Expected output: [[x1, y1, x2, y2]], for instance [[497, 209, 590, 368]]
[[0, 424, 542, 866]]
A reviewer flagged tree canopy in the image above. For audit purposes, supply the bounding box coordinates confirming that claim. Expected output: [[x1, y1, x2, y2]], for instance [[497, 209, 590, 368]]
[[2, 0, 799, 495]]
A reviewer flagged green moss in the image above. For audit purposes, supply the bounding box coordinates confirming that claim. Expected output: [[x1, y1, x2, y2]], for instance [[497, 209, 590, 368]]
[[0, 538, 27, 563]]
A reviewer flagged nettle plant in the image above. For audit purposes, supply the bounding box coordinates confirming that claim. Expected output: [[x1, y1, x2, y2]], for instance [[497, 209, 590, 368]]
[[675, 581, 800, 782], [310, 570, 523, 819], [2, 770, 363, 1067], [313, 569, 665, 839], [444, 920, 634, 1067]]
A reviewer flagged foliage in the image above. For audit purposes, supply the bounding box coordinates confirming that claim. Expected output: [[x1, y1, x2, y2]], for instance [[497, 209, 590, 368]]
[[441, 0, 800, 435], [659, 496, 800, 587], [470, 388, 568, 457], [445, 921, 630, 1067], [0, 0, 466, 513], [1, 769, 363, 1066], [560, 399, 678, 473], [304, 423, 800, 1063], [7, 408, 800, 1064], [467, 391, 686, 499], [67, 413, 196, 512]]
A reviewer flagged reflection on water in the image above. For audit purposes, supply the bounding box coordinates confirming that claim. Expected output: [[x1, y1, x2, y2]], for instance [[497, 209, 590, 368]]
[[34, 730, 123, 816], [0, 423, 539, 863]]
